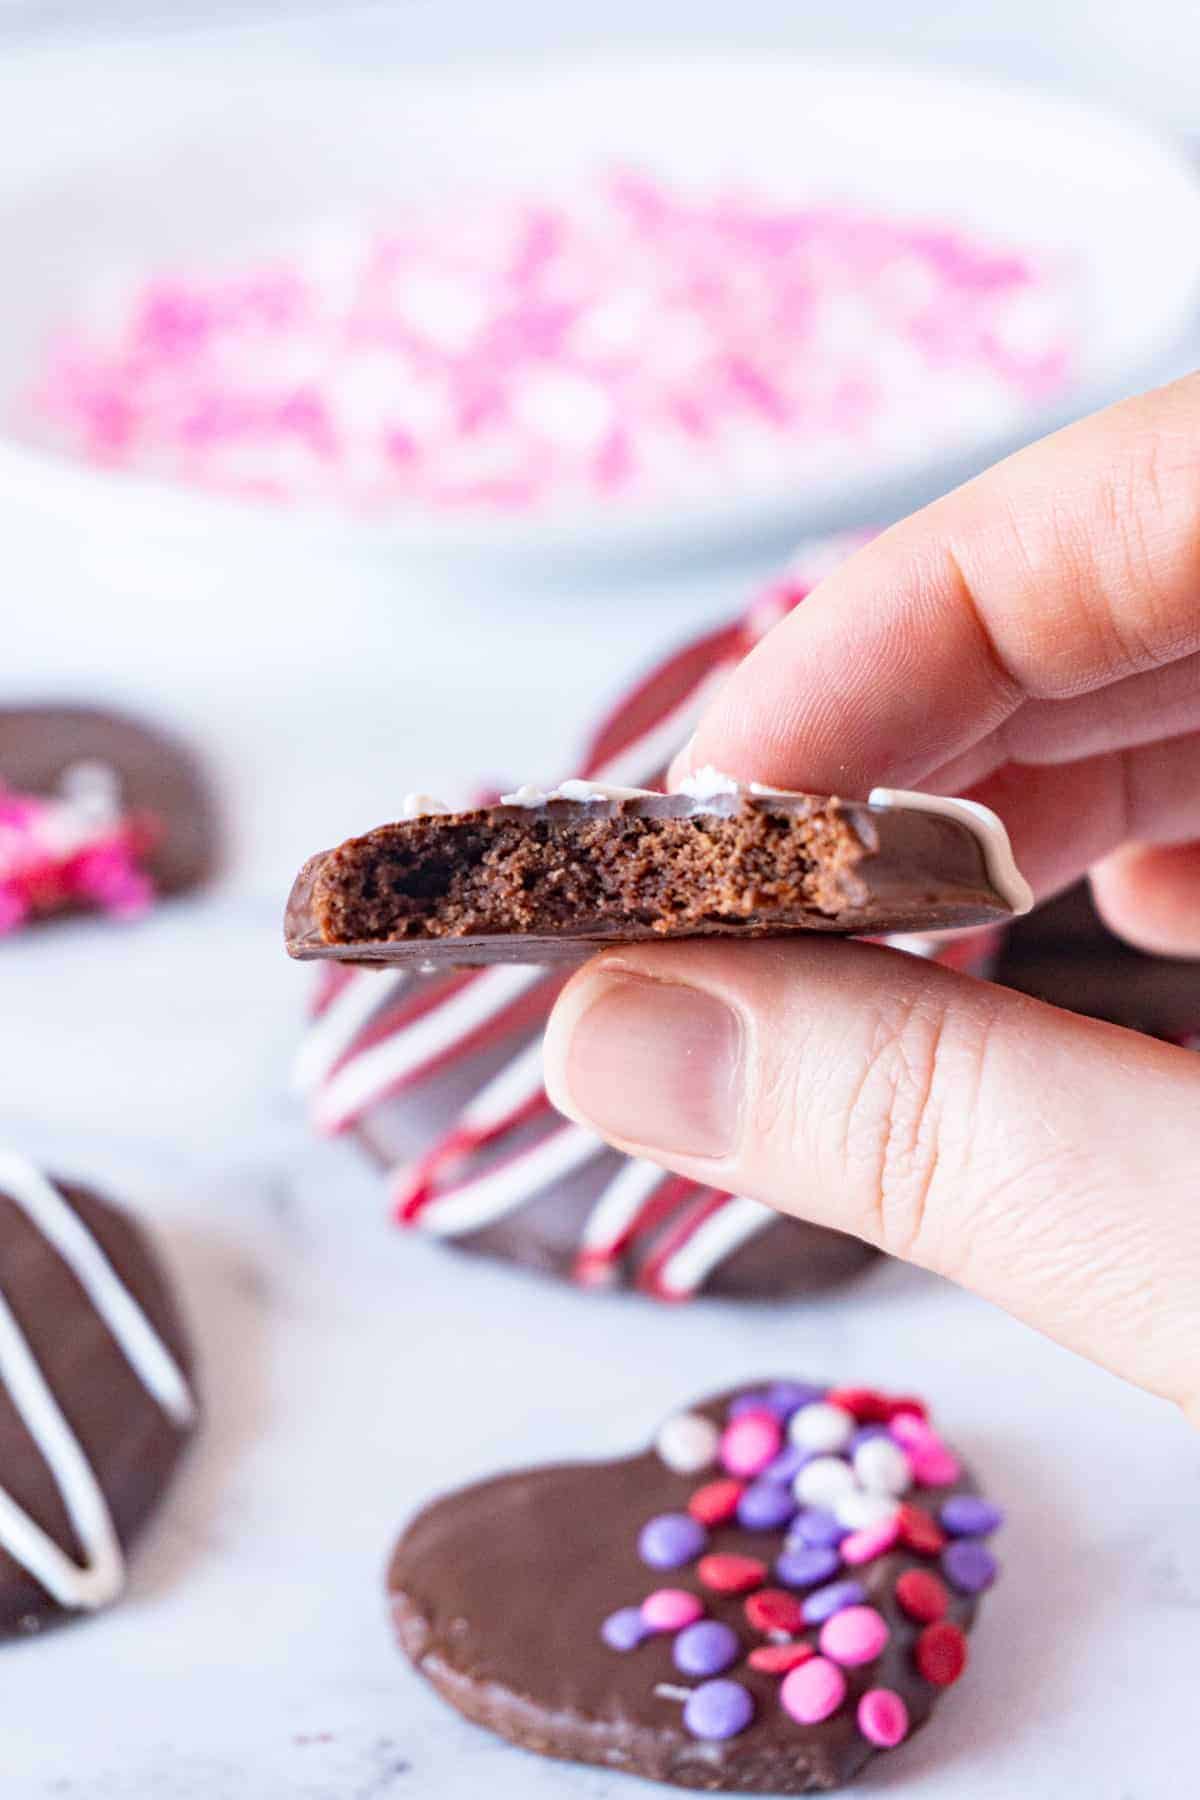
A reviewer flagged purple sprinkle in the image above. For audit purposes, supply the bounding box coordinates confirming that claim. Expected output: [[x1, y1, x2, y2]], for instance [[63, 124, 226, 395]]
[[727, 1390, 775, 1419], [763, 1444, 811, 1484], [682, 1678, 755, 1742], [775, 1545, 840, 1589], [674, 1620, 740, 1678], [765, 1380, 826, 1419], [849, 1424, 892, 1455], [789, 1507, 848, 1549], [602, 1605, 650, 1651], [802, 1579, 866, 1625], [737, 1481, 796, 1532], [942, 1540, 998, 1595], [940, 1496, 1004, 1538], [639, 1513, 707, 1570]]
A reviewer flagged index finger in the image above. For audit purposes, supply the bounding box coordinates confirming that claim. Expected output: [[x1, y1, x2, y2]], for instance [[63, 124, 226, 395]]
[[678, 373, 1200, 795]]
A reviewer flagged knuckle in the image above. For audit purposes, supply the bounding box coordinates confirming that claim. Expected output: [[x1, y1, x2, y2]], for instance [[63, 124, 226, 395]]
[[837, 988, 993, 1263]]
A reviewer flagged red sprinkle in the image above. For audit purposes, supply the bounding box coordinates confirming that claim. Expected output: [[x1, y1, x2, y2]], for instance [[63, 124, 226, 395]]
[[825, 1387, 893, 1423], [897, 1504, 947, 1556], [748, 1642, 816, 1675], [895, 1569, 950, 1625], [916, 1621, 969, 1687], [688, 1479, 745, 1526], [697, 1553, 768, 1595], [744, 1589, 805, 1635], [887, 1396, 929, 1422]]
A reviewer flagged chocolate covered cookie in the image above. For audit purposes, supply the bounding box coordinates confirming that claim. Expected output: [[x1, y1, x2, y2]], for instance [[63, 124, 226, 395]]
[[0, 1153, 197, 1634], [389, 1379, 1002, 1792], [293, 540, 1008, 1300], [286, 774, 1031, 968], [992, 880, 1200, 1046], [0, 706, 216, 934]]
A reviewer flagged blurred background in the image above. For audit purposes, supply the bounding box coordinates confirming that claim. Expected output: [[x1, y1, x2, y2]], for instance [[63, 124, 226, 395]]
[[2, 9, 1199, 1796]]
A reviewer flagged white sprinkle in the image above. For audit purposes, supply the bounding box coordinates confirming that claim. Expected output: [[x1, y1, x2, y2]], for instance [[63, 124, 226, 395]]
[[793, 1455, 857, 1510], [655, 1412, 720, 1476], [834, 1489, 902, 1531], [853, 1437, 913, 1498], [788, 1402, 855, 1454]]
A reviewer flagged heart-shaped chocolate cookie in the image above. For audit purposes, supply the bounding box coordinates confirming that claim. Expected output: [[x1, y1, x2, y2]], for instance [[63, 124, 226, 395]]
[[389, 1380, 1001, 1792]]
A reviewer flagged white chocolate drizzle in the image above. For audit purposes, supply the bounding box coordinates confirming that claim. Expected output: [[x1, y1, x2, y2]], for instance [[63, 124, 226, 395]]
[[867, 787, 1033, 915], [0, 1153, 195, 1611]]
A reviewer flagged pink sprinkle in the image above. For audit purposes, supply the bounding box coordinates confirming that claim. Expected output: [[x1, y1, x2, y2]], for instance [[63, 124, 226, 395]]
[[819, 1605, 890, 1667], [840, 1516, 901, 1565], [32, 172, 1077, 516], [857, 1687, 910, 1748], [780, 1655, 847, 1725], [641, 1588, 704, 1632], [891, 1416, 961, 1486], [720, 1409, 782, 1478]]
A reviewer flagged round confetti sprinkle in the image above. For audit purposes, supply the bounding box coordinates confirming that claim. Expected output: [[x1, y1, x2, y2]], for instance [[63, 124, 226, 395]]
[[683, 1678, 755, 1742], [602, 1606, 650, 1651], [765, 1380, 826, 1419], [789, 1402, 855, 1454], [728, 1391, 776, 1419], [916, 1620, 969, 1687], [794, 1456, 857, 1510], [721, 1410, 783, 1479], [762, 1444, 811, 1485], [775, 1545, 840, 1590], [894, 1568, 949, 1625], [848, 1424, 892, 1457], [825, 1387, 893, 1423], [737, 1481, 796, 1532], [698, 1553, 767, 1595], [688, 1479, 745, 1526], [802, 1579, 867, 1626], [642, 1588, 704, 1632], [853, 1436, 913, 1497], [749, 1642, 816, 1675], [896, 1503, 946, 1556], [744, 1588, 805, 1635], [639, 1513, 707, 1570], [789, 1507, 847, 1549], [858, 1687, 910, 1748], [656, 1412, 720, 1475], [941, 1540, 998, 1595], [819, 1604, 890, 1667], [674, 1619, 740, 1678], [840, 1515, 901, 1566], [834, 1489, 901, 1532], [780, 1655, 847, 1725], [940, 1495, 1004, 1538], [887, 1396, 929, 1423]]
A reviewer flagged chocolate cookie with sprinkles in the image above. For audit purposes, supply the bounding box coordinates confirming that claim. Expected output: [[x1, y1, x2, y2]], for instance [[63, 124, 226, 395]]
[[389, 1378, 1002, 1792]]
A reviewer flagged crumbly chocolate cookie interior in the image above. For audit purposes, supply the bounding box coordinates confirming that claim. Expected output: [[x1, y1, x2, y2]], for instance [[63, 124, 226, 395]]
[[311, 801, 868, 946]]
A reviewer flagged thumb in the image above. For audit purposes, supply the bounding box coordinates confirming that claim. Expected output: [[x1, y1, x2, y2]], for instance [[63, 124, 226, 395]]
[[543, 940, 1200, 1419]]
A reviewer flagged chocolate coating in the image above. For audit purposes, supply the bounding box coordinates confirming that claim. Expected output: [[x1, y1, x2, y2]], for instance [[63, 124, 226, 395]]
[[287, 791, 1012, 967], [388, 1385, 983, 1792], [993, 881, 1200, 1040], [0, 705, 217, 908], [0, 1178, 196, 1636]]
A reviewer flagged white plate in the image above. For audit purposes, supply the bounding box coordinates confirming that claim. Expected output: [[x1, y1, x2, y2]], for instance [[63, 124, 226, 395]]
[[1, 47, 1199, 571]]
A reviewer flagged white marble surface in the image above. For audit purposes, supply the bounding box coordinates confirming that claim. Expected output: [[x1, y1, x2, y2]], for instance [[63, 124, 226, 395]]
[[3, 571, 1199, 1798], [0, 10, 1198, 1797]]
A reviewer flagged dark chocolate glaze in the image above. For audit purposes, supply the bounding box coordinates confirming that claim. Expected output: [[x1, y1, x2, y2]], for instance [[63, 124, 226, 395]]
[[993, 881, 1200, 1039], [0, 706, 217, 906], [0, 1179, 196, 1635], [388, 1385, 983, 1793], [353, 1005, 875, 1302], [286, 792, 1010, 966]]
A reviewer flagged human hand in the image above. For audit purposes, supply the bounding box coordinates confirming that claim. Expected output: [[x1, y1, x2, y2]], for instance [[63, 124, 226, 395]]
[[544, 374, 1200, 1423]]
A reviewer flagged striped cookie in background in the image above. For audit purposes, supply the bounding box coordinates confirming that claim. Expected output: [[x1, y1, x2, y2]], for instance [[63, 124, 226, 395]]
[[294, 535, 993, 1302]]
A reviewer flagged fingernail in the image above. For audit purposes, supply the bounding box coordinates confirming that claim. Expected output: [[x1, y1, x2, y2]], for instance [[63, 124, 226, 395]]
[[555, 972, 741, 1157]]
